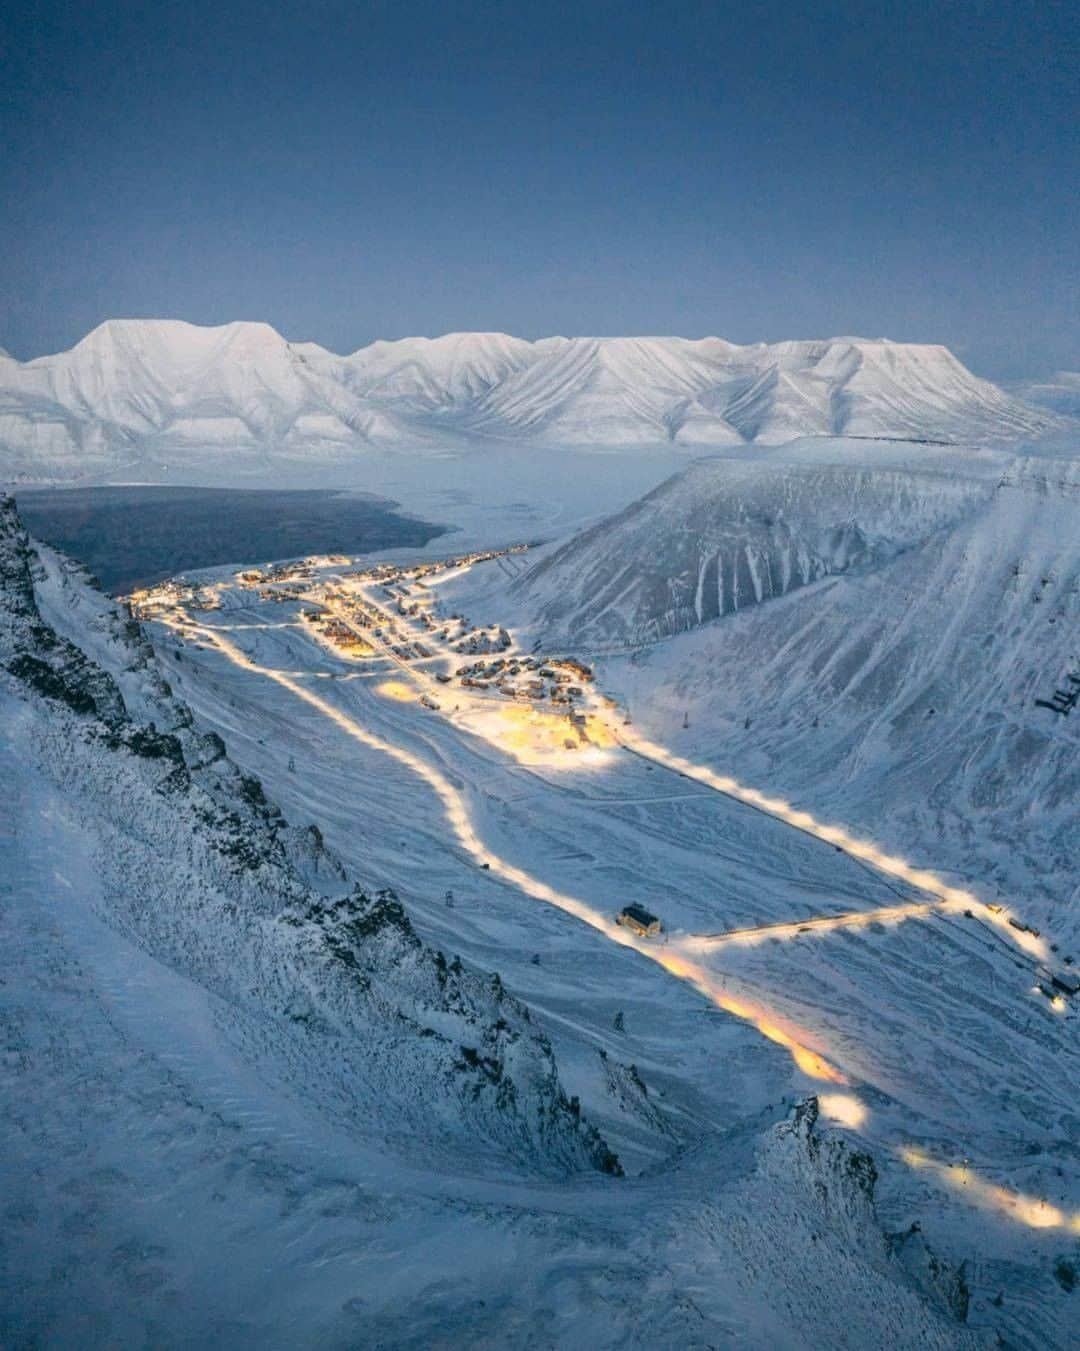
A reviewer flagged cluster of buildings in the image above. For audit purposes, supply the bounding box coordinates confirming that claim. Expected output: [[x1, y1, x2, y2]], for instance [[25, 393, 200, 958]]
[[301, 610, 374, 655], [127, 579, 221, 618], [236, 555, 350, 590], [455, 655, 594, 706], [452, 624, 512, 655], [344, 543, 528, 590], [296, 545, 531, 664]]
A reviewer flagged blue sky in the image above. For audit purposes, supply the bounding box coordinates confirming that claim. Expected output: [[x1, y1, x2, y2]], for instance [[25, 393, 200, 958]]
[[2, 0, 1076, 377]]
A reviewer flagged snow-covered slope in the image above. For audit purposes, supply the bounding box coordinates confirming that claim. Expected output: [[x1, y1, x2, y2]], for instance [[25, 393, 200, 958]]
[[498, 441, 1080, 938], [0, 321, 1058, 482], [0, 492, 619, 1177], [513, 444, 1002, 646], [2, 493, 997, 1346]]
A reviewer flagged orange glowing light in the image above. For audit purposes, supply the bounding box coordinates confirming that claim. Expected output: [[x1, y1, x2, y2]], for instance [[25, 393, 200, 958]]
[[162, 597, 1064, 1237], [895, 1144, 1078, 1232], [376, 680, 416, 702], [818, 1093, 868, 1128]]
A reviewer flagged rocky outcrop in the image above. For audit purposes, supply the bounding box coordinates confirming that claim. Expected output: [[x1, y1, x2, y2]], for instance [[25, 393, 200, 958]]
[[761, 1100, 971, 1324], [887, 1223, 971, 1323], [0, 493, 621, 1176]]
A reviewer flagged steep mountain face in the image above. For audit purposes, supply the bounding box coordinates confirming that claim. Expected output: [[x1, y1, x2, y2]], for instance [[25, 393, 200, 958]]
[[0, 493, 620, 1177], [335, 331, 538, 413], [0, 320, 404, 478], [0, 320, 1058, 481], [516, 446, 1079, 935], [469, 336, 742, 444], [514, 449, 998, 646], [729, 1100, 973, 1329]]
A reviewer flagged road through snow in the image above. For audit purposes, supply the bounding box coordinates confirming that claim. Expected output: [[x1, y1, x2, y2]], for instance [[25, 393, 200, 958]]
[[165, 613, 848, 1086], [162, 605, 1079, 1239]]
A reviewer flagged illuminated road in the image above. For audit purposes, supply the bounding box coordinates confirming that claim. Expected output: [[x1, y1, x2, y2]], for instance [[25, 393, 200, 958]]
[[156, 601, 1078, 1235], [684, 900, 946, 950], [315, 583, 1053, 967], [614, 729, 1051, 962], [163, 610, 847, 1086], [899, 1145, 1080, 1235], [315, 567, 1053, 968]]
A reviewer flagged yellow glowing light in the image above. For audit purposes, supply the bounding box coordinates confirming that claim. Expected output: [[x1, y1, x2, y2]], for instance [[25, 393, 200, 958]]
[[894, 1145, 1079, 1232], [818, 1093, 868, 1128], [376, 680, 416, 702], [584, 714, 618, 748], [454, 700, 616, 768], [684, 899, 946, 952], [158, 597, 1067, 1237], [618, 726, 1050, 961], [162, 610, 851, 1086]]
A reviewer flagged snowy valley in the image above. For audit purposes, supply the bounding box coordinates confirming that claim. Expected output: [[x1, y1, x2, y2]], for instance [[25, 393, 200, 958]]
[[2, 325, 1079, 1350]]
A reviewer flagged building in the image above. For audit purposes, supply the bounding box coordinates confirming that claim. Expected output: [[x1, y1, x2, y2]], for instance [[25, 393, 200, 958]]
[[616, 904, 662, 937], [1040, 966, 1080, 996]]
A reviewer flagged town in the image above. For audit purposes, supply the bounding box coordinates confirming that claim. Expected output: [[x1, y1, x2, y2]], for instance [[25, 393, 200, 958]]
[[125, 542, 605, 730]]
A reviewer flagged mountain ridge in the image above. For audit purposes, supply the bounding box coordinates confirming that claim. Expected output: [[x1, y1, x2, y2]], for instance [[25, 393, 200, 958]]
[[0, 318, 1062, 481]]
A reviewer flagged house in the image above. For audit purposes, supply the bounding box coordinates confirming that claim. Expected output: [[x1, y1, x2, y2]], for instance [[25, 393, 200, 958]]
[[616, 904, 662, 937]]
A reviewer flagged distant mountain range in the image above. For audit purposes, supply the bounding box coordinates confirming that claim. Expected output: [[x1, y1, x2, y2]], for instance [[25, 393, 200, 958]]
[[1008, 370, 1080, 420], [0, 319, 1064, 480]]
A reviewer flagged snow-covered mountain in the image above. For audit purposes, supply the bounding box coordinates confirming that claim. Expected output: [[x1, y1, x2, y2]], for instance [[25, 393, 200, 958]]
[[0, 319, 1059, 481], [514, 449, 1000, 646], [487, 439, 1079, 942]]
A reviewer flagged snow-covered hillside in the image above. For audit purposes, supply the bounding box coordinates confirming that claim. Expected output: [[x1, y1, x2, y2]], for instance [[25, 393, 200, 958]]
[[0, 493, 618, 1178], [0, 319, 1060, 482], [489, 440, 1080, 941], [2, 494, 1002, 1346], [514, 444, 1004, 645]]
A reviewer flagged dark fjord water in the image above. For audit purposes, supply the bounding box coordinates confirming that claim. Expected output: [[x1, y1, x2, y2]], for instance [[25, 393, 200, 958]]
[[15, 486, 449, 594]]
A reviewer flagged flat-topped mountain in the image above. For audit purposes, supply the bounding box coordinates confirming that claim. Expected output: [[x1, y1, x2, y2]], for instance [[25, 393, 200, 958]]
[[0, 319, 1059, 480]]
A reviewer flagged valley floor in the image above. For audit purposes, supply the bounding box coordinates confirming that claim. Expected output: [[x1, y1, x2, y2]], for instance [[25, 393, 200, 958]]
[[5, 440, 1078, 1347], [119, 548, 1078, 1347]]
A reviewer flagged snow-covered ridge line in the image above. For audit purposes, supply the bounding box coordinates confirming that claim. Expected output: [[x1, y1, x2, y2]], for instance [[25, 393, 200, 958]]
[[0, 319, 1061, 481], [513, 456, 1002, 647], [0, 493, 621, 1177]]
